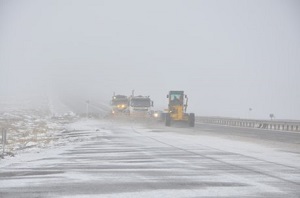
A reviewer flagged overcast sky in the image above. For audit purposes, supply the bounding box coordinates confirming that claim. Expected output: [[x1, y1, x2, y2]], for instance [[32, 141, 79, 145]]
[[0, 0, 299, 119]]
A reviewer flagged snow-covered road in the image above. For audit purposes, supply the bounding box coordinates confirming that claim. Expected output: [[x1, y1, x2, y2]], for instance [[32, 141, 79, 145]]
[[1, 118, 300, 197]]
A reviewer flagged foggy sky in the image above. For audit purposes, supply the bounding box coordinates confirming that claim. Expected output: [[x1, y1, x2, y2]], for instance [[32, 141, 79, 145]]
[[1, 0, 300, 119]]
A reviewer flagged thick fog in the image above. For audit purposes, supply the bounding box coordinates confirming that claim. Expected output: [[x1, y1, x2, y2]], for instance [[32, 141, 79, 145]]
[[1, 0, 299, 119]]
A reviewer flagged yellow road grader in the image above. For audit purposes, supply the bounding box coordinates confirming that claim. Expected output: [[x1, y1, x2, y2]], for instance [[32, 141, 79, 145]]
[[165, 91, 195, 127]]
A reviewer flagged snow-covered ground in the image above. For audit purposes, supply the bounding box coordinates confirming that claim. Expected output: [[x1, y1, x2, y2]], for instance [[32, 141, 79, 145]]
[[0, 119, 101, 167], [1, 117, 300, 197], [0, 95, 80, 159], [0, 108, 79, 158]]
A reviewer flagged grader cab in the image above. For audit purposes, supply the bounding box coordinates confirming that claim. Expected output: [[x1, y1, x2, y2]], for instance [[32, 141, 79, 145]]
[[165, 91, 195, 127]]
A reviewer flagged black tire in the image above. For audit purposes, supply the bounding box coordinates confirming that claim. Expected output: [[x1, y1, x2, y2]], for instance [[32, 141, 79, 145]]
[[160, 113, 166, 122], [165, 113, 171, 126], [189, 113, 195, 127]]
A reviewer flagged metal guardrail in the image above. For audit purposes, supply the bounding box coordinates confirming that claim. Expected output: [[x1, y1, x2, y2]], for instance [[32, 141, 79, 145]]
[[196, 116, 300, 132]]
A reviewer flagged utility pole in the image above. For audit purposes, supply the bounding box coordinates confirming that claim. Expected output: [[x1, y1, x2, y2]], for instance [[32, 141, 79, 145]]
[[248, 108, 252, 119], [86, 100, 90, 118], [269, 113, 274, 121]]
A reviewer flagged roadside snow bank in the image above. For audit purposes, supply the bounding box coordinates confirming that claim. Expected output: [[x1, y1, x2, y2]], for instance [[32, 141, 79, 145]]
[[0, 109, 79, 159]]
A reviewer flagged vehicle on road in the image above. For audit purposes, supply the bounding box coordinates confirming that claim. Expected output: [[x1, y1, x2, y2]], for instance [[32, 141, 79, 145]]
[[152, 110, 165, 121], [165, 91, 195, 127], [129, 95, 153, 118], [110, 94, 129, 115]]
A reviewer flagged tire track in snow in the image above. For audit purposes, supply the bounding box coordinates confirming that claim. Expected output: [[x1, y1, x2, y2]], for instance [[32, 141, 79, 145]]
[[130, 124, 300, 187]]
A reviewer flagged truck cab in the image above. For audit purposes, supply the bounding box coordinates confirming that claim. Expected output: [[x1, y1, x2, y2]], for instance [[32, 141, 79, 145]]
[[129, 95, 153, 117], [111, 95, 129, 115]]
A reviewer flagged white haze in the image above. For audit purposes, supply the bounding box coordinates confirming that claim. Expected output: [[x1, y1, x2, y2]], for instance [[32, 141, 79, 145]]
[[0, 0, 299, 119]]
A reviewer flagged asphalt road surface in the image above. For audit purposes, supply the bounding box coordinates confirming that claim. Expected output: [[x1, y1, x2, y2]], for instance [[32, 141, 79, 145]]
[[195, 122, 300, 150], [0, 118, 300, 198]]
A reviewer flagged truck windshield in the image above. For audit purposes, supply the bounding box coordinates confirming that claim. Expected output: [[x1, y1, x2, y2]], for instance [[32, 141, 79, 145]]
[[131, 99, 151, 107], [112, 99, 128, 106]]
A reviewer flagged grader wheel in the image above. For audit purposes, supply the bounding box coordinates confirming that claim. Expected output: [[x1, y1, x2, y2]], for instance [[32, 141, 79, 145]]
[[165, 113, 171, 126], [188, 113, 195, 127]]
